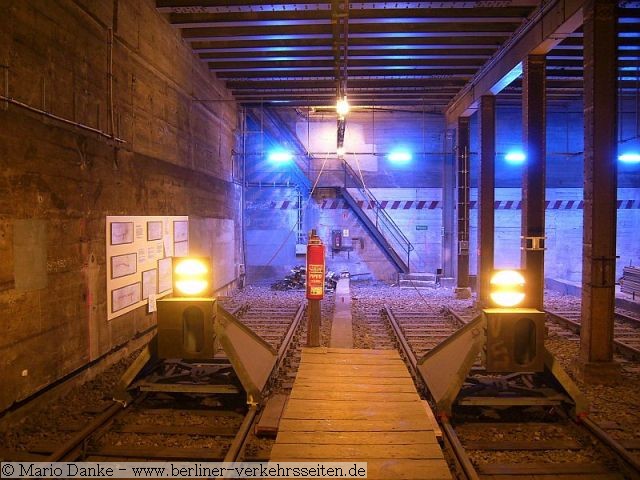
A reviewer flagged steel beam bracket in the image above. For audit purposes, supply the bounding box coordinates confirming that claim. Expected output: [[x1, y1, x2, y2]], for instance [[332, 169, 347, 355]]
[[522, 236, 546, 251], [458, 240, 469, 255]]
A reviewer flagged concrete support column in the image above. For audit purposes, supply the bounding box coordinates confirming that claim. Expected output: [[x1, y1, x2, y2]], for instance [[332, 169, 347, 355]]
[[456, 117, 471, 298], [477, 95, 496, 306], [579, 0, 620, 383], [521, 55, 546, 310]]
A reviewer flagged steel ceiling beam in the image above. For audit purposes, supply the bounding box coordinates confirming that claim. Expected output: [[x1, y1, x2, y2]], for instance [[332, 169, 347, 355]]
[[189, 36, 512, 51], [157, 0, 330, 9], [166, 7, 534, 25], [445, 0, 585, 124], [214, 70, 477, 79], [181, 22, 520, 40], [198, 48, 496, 60], [207, 58, 487, 70], [227, 79, 469, 90]]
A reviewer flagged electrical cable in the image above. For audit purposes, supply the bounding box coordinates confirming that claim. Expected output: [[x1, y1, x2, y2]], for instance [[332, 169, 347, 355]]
[[263, 155, 330, 268]]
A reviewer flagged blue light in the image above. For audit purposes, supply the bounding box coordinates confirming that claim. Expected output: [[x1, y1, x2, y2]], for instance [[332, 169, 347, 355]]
[[388, 151, 412, 163], [268, 151, 293, 163], [619, 153, 640, 164], [505, 151, 526, 164]]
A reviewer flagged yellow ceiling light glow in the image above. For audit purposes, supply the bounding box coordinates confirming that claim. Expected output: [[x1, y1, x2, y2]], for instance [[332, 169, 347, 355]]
[[490, 270, 526, 307], [336, 97, 350, 117], [173, 257, 212, 297]]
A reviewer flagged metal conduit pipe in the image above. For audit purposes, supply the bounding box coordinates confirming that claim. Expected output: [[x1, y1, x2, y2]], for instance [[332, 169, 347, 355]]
[[0, 95, 127, 144]]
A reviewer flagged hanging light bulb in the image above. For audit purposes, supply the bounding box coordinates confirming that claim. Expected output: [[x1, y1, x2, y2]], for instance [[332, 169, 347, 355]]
[[336, 96, 350, 117]]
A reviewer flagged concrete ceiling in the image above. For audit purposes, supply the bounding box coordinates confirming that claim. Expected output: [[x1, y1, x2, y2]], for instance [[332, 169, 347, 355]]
[[156, 1, 640, 111]]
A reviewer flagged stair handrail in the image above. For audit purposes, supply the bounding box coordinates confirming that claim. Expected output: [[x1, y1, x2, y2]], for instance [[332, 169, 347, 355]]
[[342, 161, 415, 259]]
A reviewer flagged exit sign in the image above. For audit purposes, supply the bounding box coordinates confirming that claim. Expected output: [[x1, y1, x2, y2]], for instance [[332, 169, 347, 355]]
[[416, 225, 428, 231]]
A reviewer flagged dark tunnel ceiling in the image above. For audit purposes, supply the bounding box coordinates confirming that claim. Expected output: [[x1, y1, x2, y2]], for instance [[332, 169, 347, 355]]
[[156, 1, 640, 110]]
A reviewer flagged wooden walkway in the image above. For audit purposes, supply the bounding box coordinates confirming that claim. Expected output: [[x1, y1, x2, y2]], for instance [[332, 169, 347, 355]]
[[271, 347, 452, 480]]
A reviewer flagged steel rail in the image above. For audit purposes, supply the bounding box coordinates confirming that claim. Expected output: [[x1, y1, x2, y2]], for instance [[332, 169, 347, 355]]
[[383, 304, 417, 372], [383, 304, 479, 480], [45, 402, 124, 461], [222, 405, 259, 464], [616, 310, 640, 327], [444, 306, 473, 328], [218, 302, 304, 470], [388, 305, 639, 478], [441, 418, 480, 480], [580, 415, 640, 474], [45, 304, 252, 462], [275, 302, 306, 373], [545, 310, 640, 360]]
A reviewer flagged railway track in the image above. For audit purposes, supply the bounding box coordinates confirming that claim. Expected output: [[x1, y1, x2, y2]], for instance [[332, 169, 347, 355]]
[[545, 307, 640, 360], [2, 296, 306, 464], [380, 302, 640, 480]]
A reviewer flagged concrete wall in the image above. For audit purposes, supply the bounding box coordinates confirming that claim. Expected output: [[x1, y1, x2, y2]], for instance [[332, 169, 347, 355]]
[[468, 103, 640, 282], [245, 103, 640, 283], [244, 108, 446, 281], [0, 0, 239, 411]]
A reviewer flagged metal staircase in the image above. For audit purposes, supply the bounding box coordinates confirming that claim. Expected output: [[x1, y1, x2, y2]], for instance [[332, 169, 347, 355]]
[[341, 162, 414, 273], [243, 107, 414, 273]]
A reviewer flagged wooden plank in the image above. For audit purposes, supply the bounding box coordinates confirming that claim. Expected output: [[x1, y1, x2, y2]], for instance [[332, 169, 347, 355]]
[[421, 400, 442, 440], [278, 418, 435, 432], [300, 355, 406, 365], [477, 463, 612, 475], [465, 439, 582, 450], [282, 408, 428, 421], [352, 459, 452, 480], [282, 401, 427, 420], [527, 475, 623, 480], [619, 439, 640, 449], [457, 397, 562, 407], [115, 424, 237, 436], [302, 350, 401, 357], [302, 347, 398, 356], [0, 448, 49, 461], [303, 349, 400, 357], [137, 382, 240, 394], [290, 382, 417, 393], [270, 443, 445, 459], [255, 394, 288, 437], [275, 431, 438, 445], [296, 364, 410, 377], [289, 389, 419, 402], [132, 407, 244, 418], [88, 446, 225, 460], [292, 375, 415, 386]]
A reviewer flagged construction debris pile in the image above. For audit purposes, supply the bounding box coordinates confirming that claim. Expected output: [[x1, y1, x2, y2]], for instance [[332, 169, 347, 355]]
[[621, 266, 640, 297], [271, 266, 340, 292]]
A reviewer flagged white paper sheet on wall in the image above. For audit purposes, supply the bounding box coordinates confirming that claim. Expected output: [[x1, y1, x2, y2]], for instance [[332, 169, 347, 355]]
[[106, 215, 188, 321]]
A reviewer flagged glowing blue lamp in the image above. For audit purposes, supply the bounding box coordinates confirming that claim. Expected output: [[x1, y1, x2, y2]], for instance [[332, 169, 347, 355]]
[[268, 151, 293, 163], [619, 153, 640, 164], [505, 151, 526, 164], [388, 151, 412, 163]]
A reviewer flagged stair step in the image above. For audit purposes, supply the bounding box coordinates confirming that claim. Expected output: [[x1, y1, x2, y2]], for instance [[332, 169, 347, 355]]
[[399, 279, 437, 288], [399, 273, 437, 281]]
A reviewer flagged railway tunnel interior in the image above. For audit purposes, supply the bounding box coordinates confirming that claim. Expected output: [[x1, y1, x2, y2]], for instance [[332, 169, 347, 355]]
[[1, 0, 640, 479]]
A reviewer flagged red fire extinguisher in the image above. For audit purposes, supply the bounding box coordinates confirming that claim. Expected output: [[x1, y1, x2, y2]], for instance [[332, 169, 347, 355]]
[[306, 231, 325, 300]]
